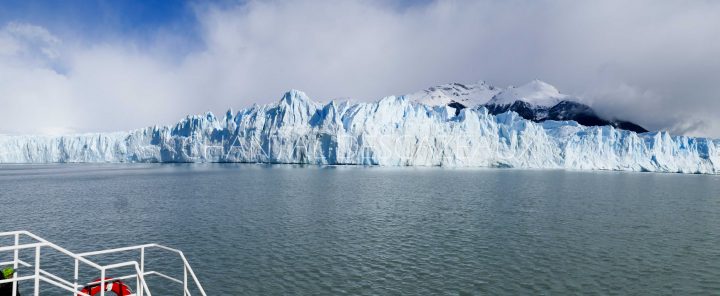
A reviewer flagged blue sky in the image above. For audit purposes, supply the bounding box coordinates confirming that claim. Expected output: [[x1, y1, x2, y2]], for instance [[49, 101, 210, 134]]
[[0, 0, 428, 42], [0, 0, 719, 137], [0, 0, 203, 54], [0, 0, 196, 35]]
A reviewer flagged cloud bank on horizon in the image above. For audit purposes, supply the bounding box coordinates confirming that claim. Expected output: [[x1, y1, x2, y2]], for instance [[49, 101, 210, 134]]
[[0, 0, 718, 137]]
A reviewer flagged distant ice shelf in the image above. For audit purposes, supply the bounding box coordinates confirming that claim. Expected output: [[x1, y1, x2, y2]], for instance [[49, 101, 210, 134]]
[[0, 88, 717, 174]]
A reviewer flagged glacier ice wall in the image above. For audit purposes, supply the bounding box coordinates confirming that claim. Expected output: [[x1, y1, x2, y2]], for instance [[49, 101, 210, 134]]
[[0, 90, 718, 174]]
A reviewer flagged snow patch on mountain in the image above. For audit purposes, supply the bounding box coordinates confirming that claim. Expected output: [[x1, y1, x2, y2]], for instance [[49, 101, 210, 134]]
[[486, 79, 568, 107], [404, 81, 499, 107], [406, 79, 568, 108], [410, 80, 648, 133]]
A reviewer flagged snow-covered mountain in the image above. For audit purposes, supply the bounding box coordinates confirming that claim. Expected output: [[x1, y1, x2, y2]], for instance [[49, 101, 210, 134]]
[[0, 87, 717, 174], [410, 80, 648, 133], [404, 81, 500, 108], [485, 79, 567, 107]]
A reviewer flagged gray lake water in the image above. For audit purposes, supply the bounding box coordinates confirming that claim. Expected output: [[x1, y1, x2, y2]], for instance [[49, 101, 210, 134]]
[[0, 164, 719, 295]]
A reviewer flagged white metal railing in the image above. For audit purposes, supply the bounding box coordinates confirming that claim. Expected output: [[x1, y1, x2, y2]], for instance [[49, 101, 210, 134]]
[[0, 230, 206, 296]]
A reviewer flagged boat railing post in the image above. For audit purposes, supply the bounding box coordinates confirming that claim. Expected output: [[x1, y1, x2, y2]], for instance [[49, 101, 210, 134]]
[[183, 265, 188, 296], [136, 273, 140, 296], [34, 245, 40, 296], [140, 247, 145, 296], [12, 233, 18, 296], [74, 258, 79, 294], [138, 261, 144, 296], [100, 268, 106, 296], [140, 247, 145, 275]]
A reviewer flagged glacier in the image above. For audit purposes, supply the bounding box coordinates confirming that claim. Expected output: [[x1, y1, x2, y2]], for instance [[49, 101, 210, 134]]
[[0, 89, 718, 174]]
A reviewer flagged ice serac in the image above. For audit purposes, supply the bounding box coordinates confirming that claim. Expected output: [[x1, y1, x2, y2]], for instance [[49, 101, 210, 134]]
[[0, 89, 717, 174]]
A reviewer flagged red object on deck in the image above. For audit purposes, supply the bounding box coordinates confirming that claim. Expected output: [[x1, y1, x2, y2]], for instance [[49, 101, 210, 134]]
[[78, 277, 133, 296]]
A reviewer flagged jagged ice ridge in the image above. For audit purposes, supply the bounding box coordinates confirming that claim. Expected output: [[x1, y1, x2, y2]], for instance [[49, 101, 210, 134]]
[[0, 89, 718, 174]]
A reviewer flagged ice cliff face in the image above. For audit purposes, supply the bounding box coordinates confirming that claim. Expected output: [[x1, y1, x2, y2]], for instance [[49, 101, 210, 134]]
[[0, 89, 718, 174]]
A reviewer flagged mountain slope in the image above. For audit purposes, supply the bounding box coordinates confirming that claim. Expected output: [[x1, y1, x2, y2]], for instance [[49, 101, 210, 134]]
[[404, 81, 499, 109], [410, 80, 649, 133]]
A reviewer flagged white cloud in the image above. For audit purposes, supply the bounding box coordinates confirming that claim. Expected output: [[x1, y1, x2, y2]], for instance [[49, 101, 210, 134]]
[[2, 22, 60, 60], [0, 0, 719, 137]]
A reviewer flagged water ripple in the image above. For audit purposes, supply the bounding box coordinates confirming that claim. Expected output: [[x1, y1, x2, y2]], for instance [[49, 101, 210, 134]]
[[0, 164, 719, 295]]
